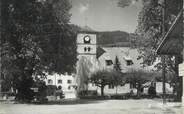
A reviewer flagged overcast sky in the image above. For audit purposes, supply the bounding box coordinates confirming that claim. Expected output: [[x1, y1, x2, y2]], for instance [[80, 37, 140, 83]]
[[70, 0, 143, 33]]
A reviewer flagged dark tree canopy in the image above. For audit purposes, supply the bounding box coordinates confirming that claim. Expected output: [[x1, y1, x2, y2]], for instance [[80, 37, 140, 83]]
[[1, 0, 76, 101], [90, 70, 123, 96], [119, 0, 183, 101]]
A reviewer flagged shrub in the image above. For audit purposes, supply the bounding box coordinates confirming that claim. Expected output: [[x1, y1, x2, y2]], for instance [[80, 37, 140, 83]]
[[148, 86, 156, 97]]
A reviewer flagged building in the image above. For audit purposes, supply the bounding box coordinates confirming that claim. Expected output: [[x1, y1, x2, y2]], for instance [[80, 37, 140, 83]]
[[44, 73, 76, 98], [88, 46, 158, 95], [75, 31, 161, 95], [97, 47, 150, 72], [76, 31, 98, 91]]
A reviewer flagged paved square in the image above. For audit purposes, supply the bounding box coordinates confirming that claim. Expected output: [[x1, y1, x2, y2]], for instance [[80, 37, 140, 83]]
[[0, 99, 183, 114]]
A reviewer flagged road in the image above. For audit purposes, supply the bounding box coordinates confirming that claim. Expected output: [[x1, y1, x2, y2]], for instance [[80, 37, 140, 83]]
[[0, 99, 183, 114]]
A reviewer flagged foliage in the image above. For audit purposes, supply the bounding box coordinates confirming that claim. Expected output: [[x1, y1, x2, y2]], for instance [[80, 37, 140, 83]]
[[134, 0, 182, 66], [15, 77, 35, 102], [90, 70, 123, 96], [46, 85, 57, 96], [33, 79, 47, 103], [125, 69, 154, 96], [148, 86, 156, 97], [119, 0, 183, 101], [76, 56, 93, 92], [119, 0, 183, 71], [78, 90, 97, 97], [35, 0, 77, 74], [113, 56, 122, 72], [1, 0, 76, 101]]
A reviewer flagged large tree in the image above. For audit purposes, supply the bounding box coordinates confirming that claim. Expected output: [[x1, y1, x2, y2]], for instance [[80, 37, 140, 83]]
[[1, 0, 76, 101], [126, 69, 155, 96], [90, 70, 123, 96], [118, 0, 183, 101], [76, 56, 93, 93]]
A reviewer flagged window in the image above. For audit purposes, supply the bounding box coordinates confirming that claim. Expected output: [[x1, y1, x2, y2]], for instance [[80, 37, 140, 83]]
[[105, 60, 113, 66], [67, 80, 72, 84], [108, 85, 114, 89], [126, 60, 133, 66], [58, 79, 62, 84], [84, 47, 87, 52], [87, 47, 91, 51], [84, 47, 91, 52], [48, 79, 53, 85]]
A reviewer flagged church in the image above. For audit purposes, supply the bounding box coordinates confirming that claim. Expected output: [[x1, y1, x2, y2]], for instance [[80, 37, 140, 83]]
[[75, 31, 158, 95]]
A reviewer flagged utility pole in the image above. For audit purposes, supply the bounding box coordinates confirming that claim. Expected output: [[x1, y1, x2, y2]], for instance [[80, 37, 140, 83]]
[[0, 0, 2, 97], [162, 0, 166, 104], [162, 56, 166, 104]]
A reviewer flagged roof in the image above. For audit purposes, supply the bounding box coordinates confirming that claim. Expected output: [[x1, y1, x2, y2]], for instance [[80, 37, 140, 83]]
[[124, 56, 132, 61], [156, 9, 183, 55], [98, 47, 145, 71]]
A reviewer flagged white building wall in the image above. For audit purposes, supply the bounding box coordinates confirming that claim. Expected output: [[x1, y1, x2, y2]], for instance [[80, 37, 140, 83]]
[[44, 73, 76, 98]]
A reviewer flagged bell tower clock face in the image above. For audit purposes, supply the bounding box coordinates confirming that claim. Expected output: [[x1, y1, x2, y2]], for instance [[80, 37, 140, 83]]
[[83, 35, 91, 43]]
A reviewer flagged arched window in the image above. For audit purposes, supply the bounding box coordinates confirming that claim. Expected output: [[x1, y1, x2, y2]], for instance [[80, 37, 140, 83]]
[[87, 47, 91, 51], [84, 47, 87, 52]]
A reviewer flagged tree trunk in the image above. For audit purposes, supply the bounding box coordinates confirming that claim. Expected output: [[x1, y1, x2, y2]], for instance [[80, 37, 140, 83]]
[[101, 86, 104, 96], [137, 83, 141, 97], [116, 86, 118, 95], [136, 88, 139, 97]]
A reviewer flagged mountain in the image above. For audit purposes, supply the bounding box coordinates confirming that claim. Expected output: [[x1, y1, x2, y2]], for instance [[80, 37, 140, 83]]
[[97, 31, 130, 47], [70, 24, 95, 32], [70, 24, 131, 47], [81, 26, 95, 32]]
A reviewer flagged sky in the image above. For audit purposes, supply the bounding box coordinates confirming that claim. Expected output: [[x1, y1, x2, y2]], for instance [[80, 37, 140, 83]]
[[70, 0, 143, 33]]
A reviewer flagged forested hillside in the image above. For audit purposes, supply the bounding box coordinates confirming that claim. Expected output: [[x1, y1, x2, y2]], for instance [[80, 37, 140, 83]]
[[71, 24, 131, 47]]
